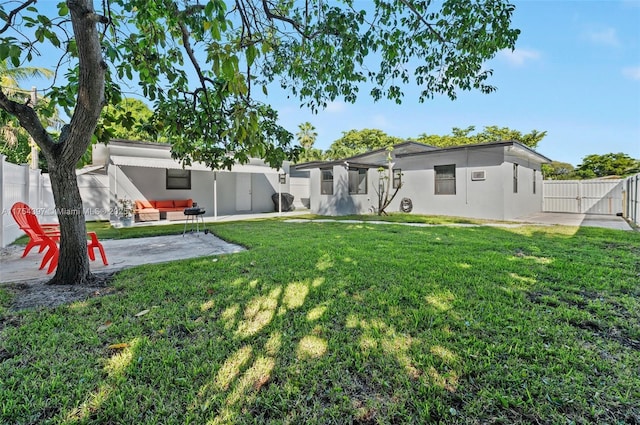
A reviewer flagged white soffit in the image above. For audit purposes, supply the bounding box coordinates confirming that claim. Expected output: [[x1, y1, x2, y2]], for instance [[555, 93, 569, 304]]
[[110, 155, 283, 174]]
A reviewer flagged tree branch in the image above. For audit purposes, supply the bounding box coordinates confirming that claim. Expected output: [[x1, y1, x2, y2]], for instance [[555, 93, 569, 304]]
[[398, 0, 446, 44], [0, 0, 37, 34], [260, 0, 323, 39], [0, 88, 55, 149]]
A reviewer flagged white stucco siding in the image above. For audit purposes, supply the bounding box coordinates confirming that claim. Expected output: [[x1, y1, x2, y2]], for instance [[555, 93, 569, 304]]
[[386, 149, 509, 219], [502, 154, 543, 219], [110, 165, 285, 218], [306, 143, 546, 220], [290, 176, 310, 209], [309, 165, 377, 215]]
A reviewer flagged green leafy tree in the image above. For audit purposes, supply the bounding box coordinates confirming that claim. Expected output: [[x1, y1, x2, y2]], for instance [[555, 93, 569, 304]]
[[326, 129, 403, 160], [0, 0, 519, 285], [416, 125, 546, 148], [100, 98, 155, 141], [575, 153, 639, 179], [542, 161, 575, 180]]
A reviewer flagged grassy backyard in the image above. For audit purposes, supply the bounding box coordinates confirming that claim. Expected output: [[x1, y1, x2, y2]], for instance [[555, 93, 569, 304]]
[[1, 218, 639, 424]]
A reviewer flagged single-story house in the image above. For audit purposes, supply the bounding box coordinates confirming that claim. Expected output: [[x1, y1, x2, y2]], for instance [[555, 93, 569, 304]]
[[78, 139, 292, 222], [294, 140, 551, 220]]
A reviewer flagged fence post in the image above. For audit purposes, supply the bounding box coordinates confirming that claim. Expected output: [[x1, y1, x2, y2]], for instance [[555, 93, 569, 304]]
[[22, 163, 30, 205], [0, 155, 5, 247]]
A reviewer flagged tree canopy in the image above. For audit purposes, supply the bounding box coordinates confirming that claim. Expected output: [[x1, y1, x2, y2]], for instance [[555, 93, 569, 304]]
[[0, 0, 520, 284], [542, 161, 575, 180], [99, 98, 155, 142], [325, 129, 402, 160], [416, 125, 547, 149], [575, 153, 640, 179]]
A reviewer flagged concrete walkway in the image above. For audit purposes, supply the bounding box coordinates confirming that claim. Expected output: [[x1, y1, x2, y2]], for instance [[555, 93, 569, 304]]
[[512, 212, 633, 231], [286, 212, 634, 231]]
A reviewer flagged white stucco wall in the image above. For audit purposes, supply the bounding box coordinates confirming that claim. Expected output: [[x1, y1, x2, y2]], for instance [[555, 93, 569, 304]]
[[109, 164, 286, 219], [308, 145, 545, 220]]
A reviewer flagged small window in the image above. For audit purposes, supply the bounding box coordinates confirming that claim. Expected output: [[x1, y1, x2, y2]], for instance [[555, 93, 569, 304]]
[[513, 164, 519, 193], [435, 165, 456, 195], [393, 169, 402, 189], [166, 169, 191, 190], [321, 169, 333, 195], [533, 169, 536, 194], [349, 168, 367, 194]]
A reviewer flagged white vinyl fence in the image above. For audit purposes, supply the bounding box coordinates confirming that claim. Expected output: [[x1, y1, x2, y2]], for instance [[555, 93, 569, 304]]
[[543, 179, 624, 215], [624, 173, 640, 227], [0, 155, 56, 248]]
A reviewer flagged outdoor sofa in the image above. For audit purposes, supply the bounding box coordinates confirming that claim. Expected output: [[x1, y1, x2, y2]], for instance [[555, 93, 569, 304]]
[[134, 199, 194, 222]]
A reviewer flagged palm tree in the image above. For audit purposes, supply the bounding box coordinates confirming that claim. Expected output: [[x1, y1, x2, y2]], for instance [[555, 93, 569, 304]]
[[1, 60, 56, 165], [0, 59, 54, 98], [296, 122, 318, 150]]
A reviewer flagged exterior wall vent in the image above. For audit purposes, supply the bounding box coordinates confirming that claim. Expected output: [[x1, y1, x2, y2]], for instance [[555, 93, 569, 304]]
[[471, 170, 486, 181]]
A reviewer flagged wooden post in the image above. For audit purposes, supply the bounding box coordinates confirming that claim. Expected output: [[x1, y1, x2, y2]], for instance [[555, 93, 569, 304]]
[[29, 87, 39, 170]]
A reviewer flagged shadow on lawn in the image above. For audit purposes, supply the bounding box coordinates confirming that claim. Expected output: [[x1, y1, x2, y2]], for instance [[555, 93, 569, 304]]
[[60, 229, 467, 423], [5, 221, 640, 424]]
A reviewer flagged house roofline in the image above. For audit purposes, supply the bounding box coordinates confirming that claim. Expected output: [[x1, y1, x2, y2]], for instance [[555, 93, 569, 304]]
[[294, 141, 437, 170], [294, 160, 389, 170], [396, 140, 552, 163], [108, 139, 171, 150], [340, 140, 436, 162]]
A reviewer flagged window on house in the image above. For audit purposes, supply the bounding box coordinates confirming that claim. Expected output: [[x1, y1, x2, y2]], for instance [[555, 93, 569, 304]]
[[533, 169, 536, 194], [513, 163, 519, 193], [393, 169, 402, 189], [166, 169, 191, 190], [349, 168, 368, 194], [434, 165, 456, 195], [321, 169, 333, 195]]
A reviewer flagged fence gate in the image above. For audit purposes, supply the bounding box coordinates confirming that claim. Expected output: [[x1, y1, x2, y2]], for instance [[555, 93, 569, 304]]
[[543, 180, 624, 215]]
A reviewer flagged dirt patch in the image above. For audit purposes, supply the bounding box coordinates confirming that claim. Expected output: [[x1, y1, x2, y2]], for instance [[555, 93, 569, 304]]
[[1, 272, 117, 312]]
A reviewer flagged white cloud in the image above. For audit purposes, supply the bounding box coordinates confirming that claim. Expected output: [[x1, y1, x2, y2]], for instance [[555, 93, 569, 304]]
[[584, 27, 620, 47], [498, 48, 541, 67], [622, 66, 640, 81], [325, 101, 346, 113]]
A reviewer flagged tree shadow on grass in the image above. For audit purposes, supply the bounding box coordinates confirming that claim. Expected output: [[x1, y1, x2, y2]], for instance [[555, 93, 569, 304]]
[[2, 221, 639, 424]]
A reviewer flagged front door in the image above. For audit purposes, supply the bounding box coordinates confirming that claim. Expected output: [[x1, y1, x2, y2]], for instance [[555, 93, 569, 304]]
[[236, 173, 252, 211]]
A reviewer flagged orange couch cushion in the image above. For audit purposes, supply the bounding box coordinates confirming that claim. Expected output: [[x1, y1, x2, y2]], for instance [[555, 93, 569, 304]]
[[155, 200, 175, 209], [174, 199, 193, 208], [135, 199, 154, 210]]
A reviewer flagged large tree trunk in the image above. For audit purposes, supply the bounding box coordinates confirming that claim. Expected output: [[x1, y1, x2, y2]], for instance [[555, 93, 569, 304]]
[[46, 161, 93, 285], [0, 0, 108, 284], [42, 0, 107, 285]]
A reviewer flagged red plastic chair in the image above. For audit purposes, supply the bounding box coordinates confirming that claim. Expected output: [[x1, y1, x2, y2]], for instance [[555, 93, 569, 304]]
[[12, 202, 109, 274], [24, 212, 59, 274], [10, 202, 59, 258]]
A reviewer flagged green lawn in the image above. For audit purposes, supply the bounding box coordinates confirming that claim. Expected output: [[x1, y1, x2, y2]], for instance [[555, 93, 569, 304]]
[[1, 218, 639, 424]]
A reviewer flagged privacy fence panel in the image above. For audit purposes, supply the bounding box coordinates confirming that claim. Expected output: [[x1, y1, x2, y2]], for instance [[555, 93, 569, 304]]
[[543, 179, 624, 215], [624, 173, 639, 226], [0, 155, 54, 248]]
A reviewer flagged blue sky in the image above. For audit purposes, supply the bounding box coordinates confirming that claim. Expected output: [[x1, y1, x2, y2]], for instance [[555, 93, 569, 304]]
[[16, 0, 640, 167], [258, 0, 640, 166]]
